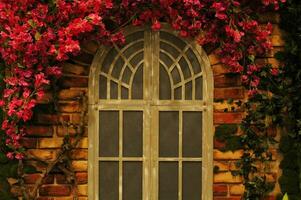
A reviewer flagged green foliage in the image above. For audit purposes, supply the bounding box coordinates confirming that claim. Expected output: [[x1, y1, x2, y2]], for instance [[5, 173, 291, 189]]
[[215, 124, 242, 151]]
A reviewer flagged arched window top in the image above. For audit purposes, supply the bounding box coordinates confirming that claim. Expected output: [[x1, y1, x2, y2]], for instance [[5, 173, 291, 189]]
[[89, 25, 213, 105], [88, 25, 213, 200]]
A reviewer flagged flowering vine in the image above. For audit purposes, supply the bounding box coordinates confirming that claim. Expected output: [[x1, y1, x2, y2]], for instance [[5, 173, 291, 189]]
[[0, 0, 284, 157], [0, 0, 287, 198]]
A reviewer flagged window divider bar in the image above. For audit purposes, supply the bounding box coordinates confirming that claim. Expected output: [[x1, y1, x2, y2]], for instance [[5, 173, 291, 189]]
[[119, 111, 123, 200], [179, 111, 183, 200]]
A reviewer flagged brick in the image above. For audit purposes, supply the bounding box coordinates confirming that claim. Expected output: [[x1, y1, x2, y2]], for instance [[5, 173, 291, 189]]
[[38, 138, 64, 148], [59, 101, 82, 113], [20, 138, 37, 148], [72, 161, 88, 171], [71, 113, 88, 124], [214, 138, 225, 149], [214, 88, 244, 100], [57, 126, 88, 137], [37, 197, 88, 200], [214, 197, 241, 200], [27, 149, 58, 161], [35, 114, 70, 125], [71, 149, 88, 160], [214, 161, 229, 172], [212, 64, 230, 75], [73, 137, 88, 148], [80, 40, 99, 54], [54, 173, 86, 184], [37, 92, 53, 104], [213, 184, 228, 196], [214, 102, 241, 112], [24, 174, 54, 184], [259, 13, 280, 23], [214, 112, 244, 124], [214, 172, 242, 183], [268, 58, 281, 68], [76, 172, 88, 184], [26, 126, 53, 137], [230, 184, 244, 195], [214, 75, 241, 88], [214, 150, 244, 160], [59, 76, 88, 88], [209, 54, 220, 65], [58, 89, 85, 100], [39, 185, 71, 196], [62, 63, 89, 75], [77, 184, 88, 196], [271, 35, 285, 47], [71, 52, 94, 66]]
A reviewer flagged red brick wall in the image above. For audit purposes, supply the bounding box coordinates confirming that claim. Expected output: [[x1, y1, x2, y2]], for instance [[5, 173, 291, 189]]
[[15, 12, 283, 199]]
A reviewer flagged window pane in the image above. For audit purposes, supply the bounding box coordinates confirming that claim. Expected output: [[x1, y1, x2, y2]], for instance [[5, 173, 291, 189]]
[[195, 77, 203, 100], [183, 162, 202, 200], [110, 81, 118, 99], [159, 162, 178, 200], [99, 111, 119, 157], [132, 65, 143, 99], [99, 75, 107, 99], [123, 111, 143, 157], [123, 162, 142, 200], [183, 111, 202, 157], [159, 64, 171, 100], [185, 81, 192, 100], [159, 111, 179, 157], [99, 161, 119, 200]]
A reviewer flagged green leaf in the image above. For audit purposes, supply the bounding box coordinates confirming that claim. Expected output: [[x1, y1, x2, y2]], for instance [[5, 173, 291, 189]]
[[283, 193, 289, 200], [23, 164, 38, 174]]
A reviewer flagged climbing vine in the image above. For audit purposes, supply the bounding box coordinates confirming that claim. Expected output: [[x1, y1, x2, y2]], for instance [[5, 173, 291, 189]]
[[0, 0, 289, 199]]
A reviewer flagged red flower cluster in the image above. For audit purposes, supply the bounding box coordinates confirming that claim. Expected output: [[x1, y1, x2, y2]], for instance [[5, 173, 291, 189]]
[[0, 0, 285, 159]]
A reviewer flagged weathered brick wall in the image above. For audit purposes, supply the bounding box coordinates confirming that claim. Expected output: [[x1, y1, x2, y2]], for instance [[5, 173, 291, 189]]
[[15, 12, 284, 200]]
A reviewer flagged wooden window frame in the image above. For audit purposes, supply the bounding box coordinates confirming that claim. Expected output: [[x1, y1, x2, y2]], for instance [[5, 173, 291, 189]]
[[88, 24, 214, 200]]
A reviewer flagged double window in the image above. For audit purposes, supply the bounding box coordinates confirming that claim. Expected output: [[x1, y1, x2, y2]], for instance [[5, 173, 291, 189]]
[[88, 25, 213, 200]]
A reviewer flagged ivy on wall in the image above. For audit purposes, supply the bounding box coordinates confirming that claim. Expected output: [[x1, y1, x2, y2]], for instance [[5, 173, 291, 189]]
[[277, 0, 301, 199]]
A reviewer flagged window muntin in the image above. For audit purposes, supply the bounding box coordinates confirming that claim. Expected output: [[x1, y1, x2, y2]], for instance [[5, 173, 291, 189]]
[[89, 26, 213, 200]]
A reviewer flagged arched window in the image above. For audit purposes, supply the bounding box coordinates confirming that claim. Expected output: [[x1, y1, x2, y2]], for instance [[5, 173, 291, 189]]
[[88, 25, 213, 200]]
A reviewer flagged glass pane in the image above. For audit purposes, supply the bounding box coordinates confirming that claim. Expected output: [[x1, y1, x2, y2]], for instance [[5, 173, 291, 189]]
[[186, 48, 202, 74], [132, 65, 143, 99], [171, 67, 181, 84], [99, 75, 107, 99], [121, 86, 129, 99], [183, 162, 202, 200], [185, 81, 192, 100], [159, 162, 178, 200], [130, 52, 143, 68], [179, 57, 191, 79], [102, 48, 118, 73], [124, 31, 144, 46], [99, 111, 119, 157], [122, 67, 132, 85], [160, 52, 173, 67], [99, 161, 119, 200], [195, 77, 203, 100], [183, 112, 202, 157], [123, 162, 142, 200], [123, 111, 143, 157], [124, 41, 144, 58], [159, 64, 171, 100], [174, 86, 182, 100], [159, 111, 179, 157], [160, 31, 186, 50], [160, 42, 180, 59], [112, 58, 125, 79], [110, 81, 118, 99]]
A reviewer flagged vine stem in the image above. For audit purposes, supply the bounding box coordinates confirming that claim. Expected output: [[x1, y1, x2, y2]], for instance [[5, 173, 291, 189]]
[[20, 93, 87, 200]]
